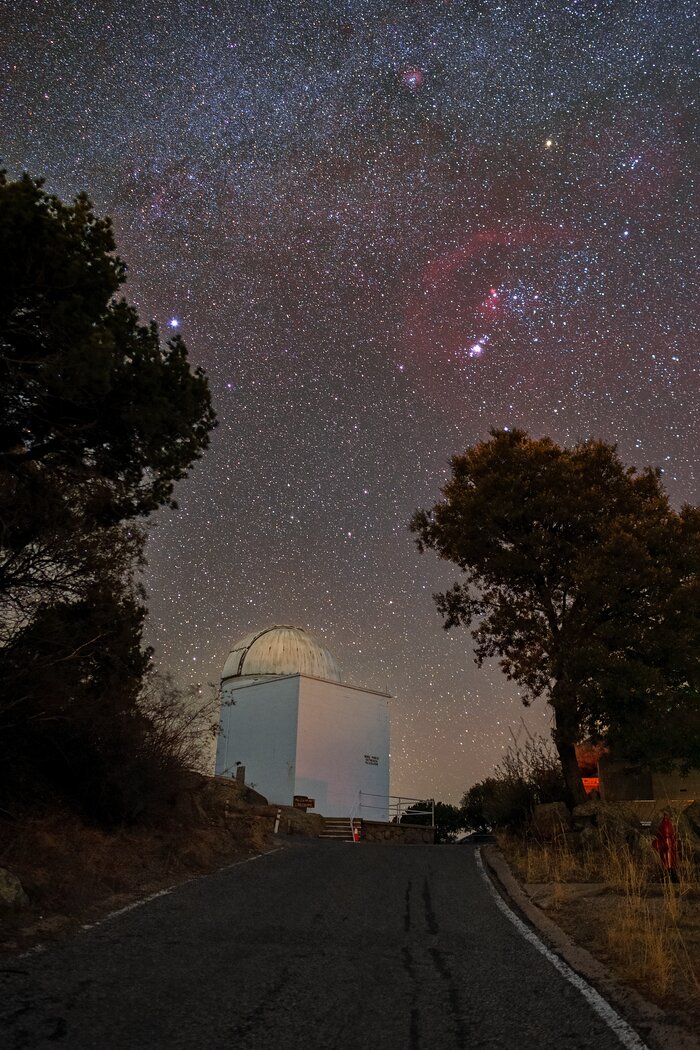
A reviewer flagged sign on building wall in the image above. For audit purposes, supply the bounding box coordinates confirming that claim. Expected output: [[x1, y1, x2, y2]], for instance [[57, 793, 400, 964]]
[[293, 795, 315, 810]]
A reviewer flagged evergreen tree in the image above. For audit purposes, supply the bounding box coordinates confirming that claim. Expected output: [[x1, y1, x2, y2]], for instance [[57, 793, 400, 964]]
[[0, 172, 215, 522], [0, 173, 216, 817]]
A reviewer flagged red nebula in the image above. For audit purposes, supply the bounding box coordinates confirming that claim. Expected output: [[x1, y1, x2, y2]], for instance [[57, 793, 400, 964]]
[[400, 67, 424, 92], [481, 287, 501, 313], [404, 225, 579, 373], [473, 286, 502, 321]]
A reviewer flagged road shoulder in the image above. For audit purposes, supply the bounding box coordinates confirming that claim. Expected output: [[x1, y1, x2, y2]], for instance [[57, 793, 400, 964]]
[[481, 844, 700, 1050]]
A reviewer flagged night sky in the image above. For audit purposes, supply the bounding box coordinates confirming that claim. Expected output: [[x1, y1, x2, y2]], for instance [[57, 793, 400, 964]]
[[2, 1, 698, 803]]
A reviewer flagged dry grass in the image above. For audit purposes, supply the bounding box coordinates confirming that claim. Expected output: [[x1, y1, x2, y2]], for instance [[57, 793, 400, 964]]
[[606, 895, 674, 994], [498, 825, 700, 1021], [0, 787, 272, 950], [501, 833, 599, 884]]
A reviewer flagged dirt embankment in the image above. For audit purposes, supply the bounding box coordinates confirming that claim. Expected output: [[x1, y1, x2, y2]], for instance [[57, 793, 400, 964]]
[[0, 774, 320, 952]]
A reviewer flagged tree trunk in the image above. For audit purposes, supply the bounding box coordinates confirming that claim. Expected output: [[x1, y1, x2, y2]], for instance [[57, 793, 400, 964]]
[[554, 736, 587, 809], [552, 703, 587, 809]]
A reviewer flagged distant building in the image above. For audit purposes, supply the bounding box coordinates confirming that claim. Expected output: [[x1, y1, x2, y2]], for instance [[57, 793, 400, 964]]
[[598, 754, 700, 802], [215, 625, 390, 818]]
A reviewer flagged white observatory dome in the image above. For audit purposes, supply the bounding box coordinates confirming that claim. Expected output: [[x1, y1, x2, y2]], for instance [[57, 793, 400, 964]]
[[221, 625, 342, 683]]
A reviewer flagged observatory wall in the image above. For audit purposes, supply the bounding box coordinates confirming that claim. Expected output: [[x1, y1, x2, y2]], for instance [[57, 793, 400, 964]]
[[215, 676, 299, 805], [295, 678, 390, 819]]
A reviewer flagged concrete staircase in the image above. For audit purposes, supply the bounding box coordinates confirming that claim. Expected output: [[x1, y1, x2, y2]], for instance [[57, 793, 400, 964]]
[[319, 817, 359, 842]]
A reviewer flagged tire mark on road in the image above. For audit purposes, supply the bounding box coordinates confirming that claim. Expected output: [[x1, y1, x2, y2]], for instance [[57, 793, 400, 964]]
[[403, 885, 421, 1049], [401, 945, 415, 981], [404, 875, 450, 1049], [429, 947, 467, 1050], [409, 1006, 420, 1050], [422, 877, 438, 935]]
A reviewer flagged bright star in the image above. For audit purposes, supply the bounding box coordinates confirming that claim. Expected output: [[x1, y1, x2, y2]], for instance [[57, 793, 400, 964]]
[[169, 317, 180, 329]]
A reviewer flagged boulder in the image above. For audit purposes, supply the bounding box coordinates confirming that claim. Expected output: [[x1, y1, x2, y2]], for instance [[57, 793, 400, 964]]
[[531, 802, 572, 841], [0, 867, 29, 908], [571, 800, 643, 847]]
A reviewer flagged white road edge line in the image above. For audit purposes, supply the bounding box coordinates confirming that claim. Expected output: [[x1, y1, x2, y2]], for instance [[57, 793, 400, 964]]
[[474, 847, 650, 1050], [18, 847, 283, 956], [80, 847, 284, 930]]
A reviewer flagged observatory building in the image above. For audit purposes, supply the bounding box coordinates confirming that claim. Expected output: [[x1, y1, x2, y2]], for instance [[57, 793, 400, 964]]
[[215, 625, 390, 818]]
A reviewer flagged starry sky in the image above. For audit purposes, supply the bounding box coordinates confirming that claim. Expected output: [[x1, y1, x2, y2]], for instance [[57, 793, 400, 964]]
[[2, 1, 698, 803]]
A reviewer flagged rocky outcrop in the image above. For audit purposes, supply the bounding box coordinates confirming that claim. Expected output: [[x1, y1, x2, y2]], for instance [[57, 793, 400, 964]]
[[531, 802, 572, 841], [571, 800, 643, 848], [0, 867, 29, 908]]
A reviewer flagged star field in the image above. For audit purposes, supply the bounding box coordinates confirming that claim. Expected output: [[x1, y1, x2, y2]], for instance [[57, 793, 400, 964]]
[[2, 1, 698, 802]]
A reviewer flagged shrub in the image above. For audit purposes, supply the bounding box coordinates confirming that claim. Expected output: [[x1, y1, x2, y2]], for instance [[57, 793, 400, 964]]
[[461, 731, 566, 831]]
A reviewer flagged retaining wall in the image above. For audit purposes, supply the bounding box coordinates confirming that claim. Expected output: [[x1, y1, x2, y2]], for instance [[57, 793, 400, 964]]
[[362, 820, 435, 844]]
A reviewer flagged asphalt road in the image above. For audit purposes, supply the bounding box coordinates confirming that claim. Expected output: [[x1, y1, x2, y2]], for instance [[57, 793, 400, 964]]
[[1, 841, 641, 1050]]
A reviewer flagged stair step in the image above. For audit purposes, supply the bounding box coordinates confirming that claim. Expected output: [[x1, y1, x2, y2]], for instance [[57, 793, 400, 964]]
[[319, 816, 360, 841]]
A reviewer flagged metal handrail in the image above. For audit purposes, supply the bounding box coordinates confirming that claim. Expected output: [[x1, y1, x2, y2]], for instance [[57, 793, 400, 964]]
[[359, 792, 435, 825]]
